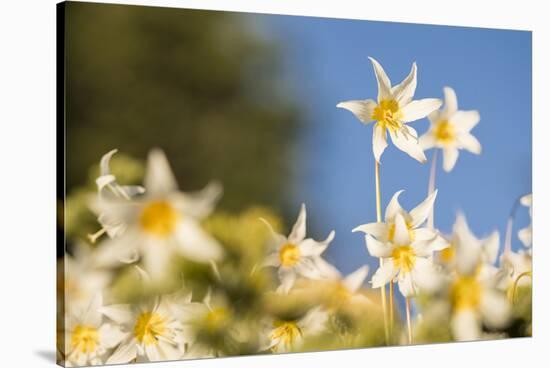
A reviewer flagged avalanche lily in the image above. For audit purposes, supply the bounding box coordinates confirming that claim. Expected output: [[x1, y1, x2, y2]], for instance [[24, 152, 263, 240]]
[[262, 204, 337, 293], [353, 190, 447, 297], [419, 87, 481, 171], [92, 149, 224, 278], [337, 57, 442, 163]]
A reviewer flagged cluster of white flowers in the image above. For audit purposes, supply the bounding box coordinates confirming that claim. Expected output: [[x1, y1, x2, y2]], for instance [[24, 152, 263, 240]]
[[61, 57, 532, 366]]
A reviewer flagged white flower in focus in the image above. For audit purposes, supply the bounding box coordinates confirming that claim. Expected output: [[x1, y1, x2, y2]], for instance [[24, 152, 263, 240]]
[[101, 294, 193, 364], [262, 204, 338, 293], [64, 294, 125, 367], [419, 87, 481, 172], [353, 190, 448, 297], [337, 57, 442, 163], [260, 307, 329, 353], [446, 214, 510, 341], [92, 149, 224, 278], [518, 194, 532, 247]]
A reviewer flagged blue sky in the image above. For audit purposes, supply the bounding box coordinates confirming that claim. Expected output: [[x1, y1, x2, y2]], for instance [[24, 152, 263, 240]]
[[258, 15, 532, 274]]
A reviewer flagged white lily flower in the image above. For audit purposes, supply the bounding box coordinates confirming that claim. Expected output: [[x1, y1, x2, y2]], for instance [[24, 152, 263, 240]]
[[446, 214, 510, 341], [64, 243, 112, 313], [353, 190, 448, 297], [518, 194, 532, 247], [261, 204, 337, 293], [337, 57, 442, 163], [260, 306, 329, 353], [64, 294, 125, 367], [92, 149, 224, 278], [101, 293, 194, 364], [419, 87, 481, 172]]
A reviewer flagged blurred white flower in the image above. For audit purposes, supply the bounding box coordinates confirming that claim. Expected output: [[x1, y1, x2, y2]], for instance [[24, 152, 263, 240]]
[[518, 194, 532, 247], [261, 204, 338, 293], [419, 87, 481, 172], [337, 57, 441, 163], [499, 249, 532, 292], [101, 293, 193, 364], [92, 149, 224, 278], [445, 214, 510, 341], [353, 190, 447, 297], [260, 307, 329, 353], [65, 294, 125, 367], [326, 265, 371, 307], [64, 243, 112, 313]]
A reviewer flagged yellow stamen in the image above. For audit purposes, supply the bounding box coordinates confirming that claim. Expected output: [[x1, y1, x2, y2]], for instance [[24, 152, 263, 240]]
[[372, 99, 403, 132], [140, 201, 179, 237], [71, 325, 99, 354], [270, 321, 302, 350], [134, 312, 166, 346], [434, 120, 455, 144], [392, 246, 416, 273], [451, 276, 482, 311], [279, 243, 301, 267]]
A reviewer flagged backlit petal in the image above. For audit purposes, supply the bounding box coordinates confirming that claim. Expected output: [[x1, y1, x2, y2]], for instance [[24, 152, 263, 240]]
[[336, 99, 377, 124], [401, 98, 442, 123]]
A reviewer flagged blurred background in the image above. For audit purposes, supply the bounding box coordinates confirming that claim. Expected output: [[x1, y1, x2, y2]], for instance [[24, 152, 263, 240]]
[[64, 2, 532, 274]]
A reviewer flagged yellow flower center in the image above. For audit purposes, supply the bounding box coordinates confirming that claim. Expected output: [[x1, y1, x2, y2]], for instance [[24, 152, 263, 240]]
[[134, 312, 166, 346], [451, 276, 482, 311], [205, 307, 230, 331], [270, 321, 302, 350], [391, 246, 416, 273], [439, 244, 455, 263], [434, 120, 456, 144], [388, 222, 415, 244], [140, 201, 179, 237], [71, 325, 99, 354], [372, 99, 403, 132], [279, 243, 301, 267]]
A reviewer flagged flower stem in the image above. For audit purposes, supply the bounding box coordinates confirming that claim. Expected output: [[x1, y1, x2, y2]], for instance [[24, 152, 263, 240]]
[[389, 281, 394, 337], [427, 150, 438, 229], [405, 297, 413, 344], [375, 160, 390, 344]]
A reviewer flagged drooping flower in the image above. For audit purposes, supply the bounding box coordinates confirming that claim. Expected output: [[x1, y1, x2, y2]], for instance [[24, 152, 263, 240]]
[[419, 87, 481, 172], [92, 149, 224, 278], [260, 307, 329, 353], [261, 204, 338, 293], [353, 190, 447, 297], [337, 57, 442, 163], [444, 214, 510, 341], [518, 194, 532, 247], [64, 294, 125, 367], [101, 293, 193, 364]]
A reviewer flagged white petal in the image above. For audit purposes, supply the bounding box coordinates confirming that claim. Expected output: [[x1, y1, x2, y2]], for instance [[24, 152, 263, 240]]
[[451, 110, 480, 132], [299, 307, 329, 335], [277, 268, 297, 293], [298, 232, 334, 257], [312, 256, 341, 280], [259, 218, 287, 249], [480, 289, 511, 329], [419, 133, 436, 150], [343, 265, 369, 292], [262, 252, 281, 268], [336, 99, 377, 124], [453, 213, 482, 276], [393, 213, 410, 246], [397, 272, 416, 297], [98, 323, 127, 348], [385, 190, 405, 222], [409, 190, 438, 228], [174, 219, 224, 263], [442, 146, 459, 172], [442, 86, 458, 116], [520, 194, 532, 208], [99, 304, 134, 325], [411, 257, 442, 293], [141, 240, 173, 279], [456, 133, 481, 154], [368, 57, 392, 101], [392, 62, 417, 105], [106, 339, 137, 364], [390, 127, 427, 163], [481, 231, 500, 265], [373, 123, 388, 163], [401, 99, 442, 123], [518, 226, 532, 247], [370, 260, 398, 288], [144, 148, 178, 196], [365, 234, 393, 258], [289, 203, 307, 243], [169, 181, 222, 219], [352, 222, 388, 238], [451, 310, 480, 341]]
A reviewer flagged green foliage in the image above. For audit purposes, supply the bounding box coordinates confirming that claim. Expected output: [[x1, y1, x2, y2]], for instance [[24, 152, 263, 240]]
[[65, 2, 300, 214]]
